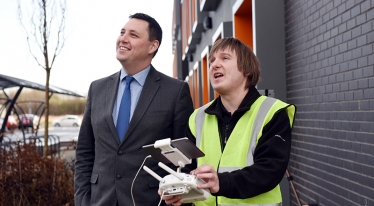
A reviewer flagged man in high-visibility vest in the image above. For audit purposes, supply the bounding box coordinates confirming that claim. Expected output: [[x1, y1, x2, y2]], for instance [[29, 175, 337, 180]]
[[164, 37, 296, 206]]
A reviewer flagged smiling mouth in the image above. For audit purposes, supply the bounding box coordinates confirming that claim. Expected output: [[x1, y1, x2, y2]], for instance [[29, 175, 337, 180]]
[[119, 46, 129, 51]]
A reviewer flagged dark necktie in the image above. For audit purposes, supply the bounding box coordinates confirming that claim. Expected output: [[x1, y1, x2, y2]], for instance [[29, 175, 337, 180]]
[[116, 76, 134, 142]]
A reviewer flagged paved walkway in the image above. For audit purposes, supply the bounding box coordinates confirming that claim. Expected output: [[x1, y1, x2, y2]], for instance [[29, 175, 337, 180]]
[[60, 148, 76, 163]]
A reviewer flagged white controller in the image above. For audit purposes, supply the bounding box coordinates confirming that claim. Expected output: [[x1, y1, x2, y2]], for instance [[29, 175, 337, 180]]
[[160, 173, 210, 203], [142, 138, 210, 203], [143, 162, 210, 203]]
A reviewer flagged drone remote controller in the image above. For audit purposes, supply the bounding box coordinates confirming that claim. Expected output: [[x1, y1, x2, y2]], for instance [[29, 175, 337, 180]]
[[142, 138, 210, 203]]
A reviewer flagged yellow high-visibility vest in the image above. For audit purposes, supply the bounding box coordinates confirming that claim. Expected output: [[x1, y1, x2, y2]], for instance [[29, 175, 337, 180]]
[[189, 96, 296, 206]]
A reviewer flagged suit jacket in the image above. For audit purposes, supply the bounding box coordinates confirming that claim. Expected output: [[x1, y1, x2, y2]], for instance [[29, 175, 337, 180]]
[[74, 65, 194, 206]]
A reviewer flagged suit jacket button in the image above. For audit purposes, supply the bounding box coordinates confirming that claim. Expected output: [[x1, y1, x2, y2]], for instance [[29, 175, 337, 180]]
[[118, 151, 123, 155], [116, 175, 122, 180]]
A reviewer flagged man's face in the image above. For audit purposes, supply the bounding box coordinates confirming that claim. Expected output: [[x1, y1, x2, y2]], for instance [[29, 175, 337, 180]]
[[209, 48, 247, 95], [116, 18, 155, 68]]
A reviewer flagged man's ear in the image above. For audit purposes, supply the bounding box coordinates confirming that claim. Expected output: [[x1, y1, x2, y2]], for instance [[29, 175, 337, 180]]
[[149, 40, 159, 54]]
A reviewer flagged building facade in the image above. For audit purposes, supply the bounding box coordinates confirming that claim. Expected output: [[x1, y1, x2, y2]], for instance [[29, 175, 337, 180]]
[[172, 0, 374, 205]]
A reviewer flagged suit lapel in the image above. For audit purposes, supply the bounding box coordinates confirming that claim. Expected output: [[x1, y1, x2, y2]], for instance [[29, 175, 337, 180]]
[[106, 72, 121, 144], [122, 66, 160, 144]]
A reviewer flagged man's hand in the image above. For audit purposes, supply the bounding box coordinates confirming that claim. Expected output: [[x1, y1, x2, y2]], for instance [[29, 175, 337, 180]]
[[193, 164, 220, 193], [158, 190, 183, 206]]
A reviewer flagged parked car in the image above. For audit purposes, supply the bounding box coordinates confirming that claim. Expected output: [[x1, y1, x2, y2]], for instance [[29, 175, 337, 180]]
[[0, 116, 18, 130], [19, 114, 40, 131], [52, 115, 82, 127]]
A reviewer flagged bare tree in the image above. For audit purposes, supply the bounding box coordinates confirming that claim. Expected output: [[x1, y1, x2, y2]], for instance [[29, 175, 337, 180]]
[[18, 0, 67, 157]]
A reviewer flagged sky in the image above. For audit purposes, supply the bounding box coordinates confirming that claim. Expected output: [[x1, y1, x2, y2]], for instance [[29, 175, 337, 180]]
[[0, 0, 174, 96]]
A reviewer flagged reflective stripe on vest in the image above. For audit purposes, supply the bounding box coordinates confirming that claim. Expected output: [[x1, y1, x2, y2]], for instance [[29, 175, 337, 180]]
[[195, 97, 277, 168], [191, 96, 295, 206]]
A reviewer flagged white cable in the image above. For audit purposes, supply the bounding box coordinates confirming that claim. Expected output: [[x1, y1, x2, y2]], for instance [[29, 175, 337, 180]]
[[131, 155, 151, 206], [158, 190, 166, 206]]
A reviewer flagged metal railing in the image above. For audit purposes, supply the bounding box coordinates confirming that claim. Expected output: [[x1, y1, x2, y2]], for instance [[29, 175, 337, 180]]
[[0, 134, 60, 157]]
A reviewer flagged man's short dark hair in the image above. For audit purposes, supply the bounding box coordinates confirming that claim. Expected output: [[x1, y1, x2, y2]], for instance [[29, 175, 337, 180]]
[[129, 13, 163, 58]]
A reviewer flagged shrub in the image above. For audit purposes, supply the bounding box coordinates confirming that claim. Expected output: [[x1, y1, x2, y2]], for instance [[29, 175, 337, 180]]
[[0, 142, 74, 206]]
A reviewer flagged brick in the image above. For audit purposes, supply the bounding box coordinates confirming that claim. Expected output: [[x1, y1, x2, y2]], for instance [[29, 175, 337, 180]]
[[326, 67, 332, 75], [367, 6, 374, 20], [322, 12, 330, 23], [335, 53, 344, 64], [322, 58, 329, 67], [325, 49, 332, 58], [327, 19, 334, 30], [335, 34, 343, 45], [329, 93, 337, 101], [319, 2, 327, 15], [360, 100, 370, 110], [324, 30, 331, 40], [316, 33, 324, 43], [354, 90, 363, 100], [356, 13, 367, 25], [347, 39, 356, 50], [349, 80, 358, 90], [315, 44, 321, 53], [351, 4, 361, 17], [319, 85, 326, 93], [354, 68, 363, 78], [340, 62, 349, 71], [337, 73, 344, 82], [331, 27, 339, 38], [363, 66, 374, 76], [358, 56, 368, 68], [334, 0, 342, 6], [339, 22, 347, 33], [326, 84, 333, 92], [361, 21, 372, 34], [360, 0, 371, 12], [349, 60, 358, 70], [322, 76, 329, 85], [369, 54, 374, 65], [345, 0, 355, 10], [340, 50, 352, 60], [352, 26, 362, 38], [357, 35, 367, 47], [343, 31, 352, 42], [332, 45, 340, 56], [364, 88, 374, 99], [331, 8, 339, 19], [355, 112, 365, 121], [344, 71, 353, 81], [343, 10, 351, 22], [350, 101, 359, 110], [333, 64, 340, 73], [337, 2, 345, 14], [341, 81, 349, 91], [370, 77, 374, 87], [362, 44, 373, 55], [368, 31, 374, 43], [333, 83, 341, 92], [358, 79, 368, 89], [347, 18, 356, 30], [345, 91, 354, 100], [353, 48, 362, 59], [328, 56, 336, 66], [320, 22, 327, 33]]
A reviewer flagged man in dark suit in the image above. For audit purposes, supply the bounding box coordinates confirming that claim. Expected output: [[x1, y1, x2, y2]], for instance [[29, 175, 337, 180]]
[[74, 13, 194, 206]]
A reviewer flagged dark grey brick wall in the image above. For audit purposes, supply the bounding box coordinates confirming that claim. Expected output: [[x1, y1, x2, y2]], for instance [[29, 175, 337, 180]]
[[284, 0, 374, 205]]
